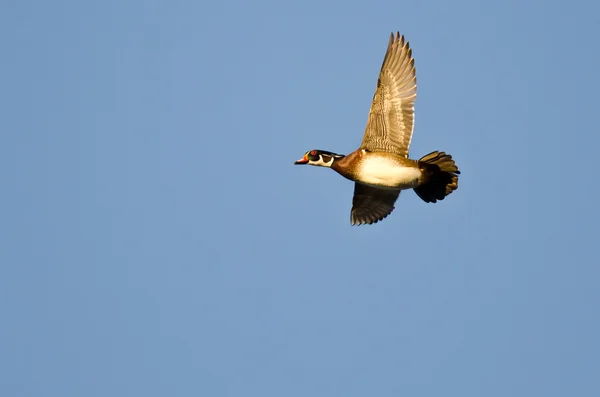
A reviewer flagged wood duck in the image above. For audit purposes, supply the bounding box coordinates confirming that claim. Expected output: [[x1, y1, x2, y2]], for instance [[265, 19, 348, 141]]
[[295, 32, 460, 225]]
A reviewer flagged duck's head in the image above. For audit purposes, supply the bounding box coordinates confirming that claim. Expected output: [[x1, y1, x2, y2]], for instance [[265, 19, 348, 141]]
[[294, 150, 345, 168]]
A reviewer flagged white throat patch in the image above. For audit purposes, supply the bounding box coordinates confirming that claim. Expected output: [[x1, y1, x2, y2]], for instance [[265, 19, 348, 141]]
[[310, 155, 335, 167]]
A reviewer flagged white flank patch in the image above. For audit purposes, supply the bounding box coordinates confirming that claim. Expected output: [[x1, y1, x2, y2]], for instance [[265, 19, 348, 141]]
[[357, 157, 421, 188]]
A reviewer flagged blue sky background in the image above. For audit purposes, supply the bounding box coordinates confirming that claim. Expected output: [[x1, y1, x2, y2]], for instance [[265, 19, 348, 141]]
[[2, 0, 599, 396]]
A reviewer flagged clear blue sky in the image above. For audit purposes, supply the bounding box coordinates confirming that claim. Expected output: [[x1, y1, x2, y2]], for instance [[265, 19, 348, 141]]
[[1, 0, 599, 396]]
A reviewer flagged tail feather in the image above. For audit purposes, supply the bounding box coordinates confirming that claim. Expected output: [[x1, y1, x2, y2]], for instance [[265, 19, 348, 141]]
[[414, 151, 460, 203]]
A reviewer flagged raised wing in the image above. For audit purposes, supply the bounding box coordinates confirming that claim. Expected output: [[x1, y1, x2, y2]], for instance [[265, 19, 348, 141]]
[[350, 183, 401, 225], [360, 32, 417, 158]]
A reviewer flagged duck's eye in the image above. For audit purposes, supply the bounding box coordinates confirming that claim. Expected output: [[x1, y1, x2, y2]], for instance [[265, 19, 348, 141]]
[[307, 150, 319, 160]]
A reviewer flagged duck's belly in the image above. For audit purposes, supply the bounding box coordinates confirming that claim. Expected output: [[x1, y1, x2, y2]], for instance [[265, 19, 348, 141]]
[[356, 157, 421, 189]]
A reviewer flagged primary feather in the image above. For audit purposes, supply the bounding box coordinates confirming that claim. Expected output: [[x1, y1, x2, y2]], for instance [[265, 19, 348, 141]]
[[360, 32, 417, 158]]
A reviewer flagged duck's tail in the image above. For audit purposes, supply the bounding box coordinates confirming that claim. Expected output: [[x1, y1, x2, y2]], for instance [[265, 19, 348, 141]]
[[414, 151, 460, 203]]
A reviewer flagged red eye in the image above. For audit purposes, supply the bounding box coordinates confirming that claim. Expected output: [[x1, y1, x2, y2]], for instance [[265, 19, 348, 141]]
[[310, 150, 317, 156]]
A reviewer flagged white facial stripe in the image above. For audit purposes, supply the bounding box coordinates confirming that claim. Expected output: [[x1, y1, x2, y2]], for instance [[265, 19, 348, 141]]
[[312, 155, 334, 167]]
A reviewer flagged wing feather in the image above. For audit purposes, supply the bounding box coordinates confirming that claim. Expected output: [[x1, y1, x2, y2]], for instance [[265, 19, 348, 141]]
[[350, 183, 401, 226], [360, 32, 417, 157]]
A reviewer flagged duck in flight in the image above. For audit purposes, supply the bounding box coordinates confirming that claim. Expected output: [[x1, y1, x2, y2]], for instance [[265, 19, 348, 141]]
[[294, 32, 460, 225]]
